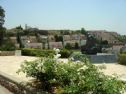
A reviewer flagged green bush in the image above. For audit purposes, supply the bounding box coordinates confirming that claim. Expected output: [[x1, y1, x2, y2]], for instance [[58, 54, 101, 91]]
[[118, 54, 126, 65], [59, 49, 73, 58], [17, 56, 126, 94], [21, 48, 55, 57], [70, 52, 89, 63], [22, 48, 73, 58], [0, 40, 16, 51]]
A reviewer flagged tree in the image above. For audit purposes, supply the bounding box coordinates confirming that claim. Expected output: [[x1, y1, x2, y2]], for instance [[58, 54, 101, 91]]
[[0, 6, 5, 46], [54, 34, 63, 42], [115, 35, 126, 44], [65, 43, 72, 50], [75, 42, 79, 49], [0, 6, 5, 27], [15, 25, 24, 48], [81, 28, 87, 35], [0, 37, 16, 51], [16, 25, 23, 30]]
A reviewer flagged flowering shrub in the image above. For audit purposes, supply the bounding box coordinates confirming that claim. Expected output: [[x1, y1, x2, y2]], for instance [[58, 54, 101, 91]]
[[17, 49, 126, 94]]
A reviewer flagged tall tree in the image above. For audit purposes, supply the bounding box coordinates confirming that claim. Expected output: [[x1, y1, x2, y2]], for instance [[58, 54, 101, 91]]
[[81, 28, 87, 35], [0, 6, 5, 46]]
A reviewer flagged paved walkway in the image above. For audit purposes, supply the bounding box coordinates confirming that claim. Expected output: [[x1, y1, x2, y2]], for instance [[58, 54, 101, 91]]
[[0, 56, 126, 82], [0, 56, 37, 82], [0, 85, 13, 94], [0, 56, 126, 93]]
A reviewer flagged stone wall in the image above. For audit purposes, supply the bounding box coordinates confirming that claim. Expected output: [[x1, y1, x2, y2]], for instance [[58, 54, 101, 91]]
[[0, 51, 15, 56], [89, 54, 117, 63], [0, 71, 47, 94]]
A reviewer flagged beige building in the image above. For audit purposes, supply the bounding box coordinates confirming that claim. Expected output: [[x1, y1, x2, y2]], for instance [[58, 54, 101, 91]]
[[63, 35, 71, 41], [10, 37, 17, 44], [48, 35, 55, 42], [64, 40, 80, 47], [88, 30, 121, 44], [24, 43, 42, 49], [49, 42, 63, 49]]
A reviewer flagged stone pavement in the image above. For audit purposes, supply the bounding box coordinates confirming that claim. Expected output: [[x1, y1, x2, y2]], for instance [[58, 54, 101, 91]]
[[0, 56, 126, 93], [0, 56, 126, 82], [0, 56, 37, 82]]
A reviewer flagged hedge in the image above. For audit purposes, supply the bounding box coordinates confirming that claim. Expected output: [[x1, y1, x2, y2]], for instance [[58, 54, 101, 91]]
[[118, 54, 126, 65], [21, 48, 73, 58], [21, 48, 55, 57]]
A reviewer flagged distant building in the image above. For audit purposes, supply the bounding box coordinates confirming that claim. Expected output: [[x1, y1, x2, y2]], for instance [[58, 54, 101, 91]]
[[24, 43, 42, 49], [64, 40, 80, 47], [71, 34, 86, 40], [39, 35, 48, 43], [10, 37, 17, 44], [88, 30, 121, 44], [49, 42, 63, 49], [63, 35, 71, 41], [28, 36, 37, 43], [48, 35, 55, 42]]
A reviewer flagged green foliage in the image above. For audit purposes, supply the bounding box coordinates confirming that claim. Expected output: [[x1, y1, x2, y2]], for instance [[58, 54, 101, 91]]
[[16, 25, 23, 30], [0, 38, 16, 51], [74, 42, 79, 49], [54, 34, 63, 42], [70, 52, 89, 63], [17, 56, 126, 94], [22, 48, 72, 58], [60, 30, 70, 35], [115, 35, 126, 44], [0, 6, 5, 46], [81, 28, 87, 35], [21, 48, 55, 57], [59, 49, 73, 58], [65, 43, 72, 50], [118, 54, 126, 65], [0, 6, 5, 27]]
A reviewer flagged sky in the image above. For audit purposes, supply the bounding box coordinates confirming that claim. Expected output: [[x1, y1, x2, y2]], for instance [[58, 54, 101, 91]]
[[1, 0, 126, 35]]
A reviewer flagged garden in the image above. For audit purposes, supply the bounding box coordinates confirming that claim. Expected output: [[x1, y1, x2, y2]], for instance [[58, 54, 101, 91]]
[[17, 48, 126, 94]]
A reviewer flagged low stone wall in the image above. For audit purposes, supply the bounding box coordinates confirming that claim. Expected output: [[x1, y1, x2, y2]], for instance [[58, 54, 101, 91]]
[[0, 71, 48, 94], [0, 51, 15, 56], [89, 54, 117, 63], [0, 50, 21, 56]]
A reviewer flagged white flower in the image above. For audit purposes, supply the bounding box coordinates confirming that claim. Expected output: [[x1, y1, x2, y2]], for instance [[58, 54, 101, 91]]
[[56, 48, 60, 53], [57, 54, 61, 58], [77, 65, 88, 71], [54, 54, 61, 59], [53, 48, 60, 54], [53, 48, 56, 51]]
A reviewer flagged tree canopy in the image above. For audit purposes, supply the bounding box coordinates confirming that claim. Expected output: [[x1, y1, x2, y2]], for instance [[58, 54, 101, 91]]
[[0, 6, 5, 27], [0, 6, 5, 46]]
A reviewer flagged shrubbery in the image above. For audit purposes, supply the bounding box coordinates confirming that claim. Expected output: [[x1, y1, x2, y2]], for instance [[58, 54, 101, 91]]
[[0, 39, 16, 51], [21, 48, 72, 58], [59, 49, 73, 58], [17, 49, 126, 94], [118, 54, 126, 65], [21, 48, 55, 57]]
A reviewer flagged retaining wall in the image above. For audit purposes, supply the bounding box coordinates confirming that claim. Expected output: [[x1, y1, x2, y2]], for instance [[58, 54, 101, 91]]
[[89, 54, 117, 63], [0, 71, 48, 94]]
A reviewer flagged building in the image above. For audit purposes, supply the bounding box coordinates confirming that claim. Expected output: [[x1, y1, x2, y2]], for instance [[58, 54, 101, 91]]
[[88, 30, 121, 44], [49, 42, 63, 49], [10, 37, 17, 44], [48, 35, 55, 42], [63, 35, 71, 41], [24, 43, 42, 49]]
